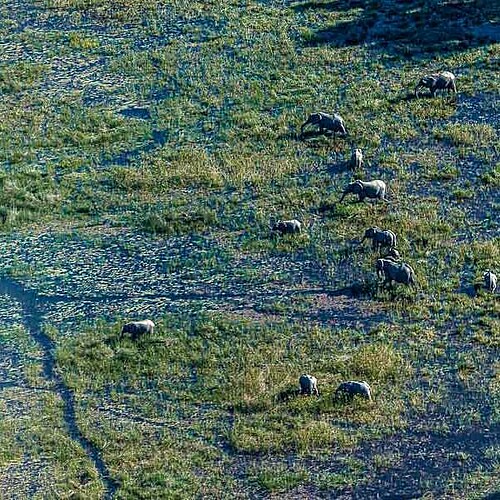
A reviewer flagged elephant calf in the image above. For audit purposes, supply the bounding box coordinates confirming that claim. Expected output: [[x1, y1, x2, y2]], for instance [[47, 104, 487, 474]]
[[376, 258, 416, 288], [361, 227, 396, 253], [121, 319, 155, 340], [415, 71, 456, 98], [484, 271, 497, 293], [350, 148, 363, 170], [340, 179, 387, 203], [335, 381, 372, 401], [299, 374, 319, 396], [272, 219, 302, 235], [301, 112, 347, 136], [383, 248, 401, 261]]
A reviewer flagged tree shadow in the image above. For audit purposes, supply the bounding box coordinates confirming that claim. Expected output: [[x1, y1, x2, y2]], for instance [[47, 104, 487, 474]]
[[292, 0, 365, 13], [296, 0, 498, 55]]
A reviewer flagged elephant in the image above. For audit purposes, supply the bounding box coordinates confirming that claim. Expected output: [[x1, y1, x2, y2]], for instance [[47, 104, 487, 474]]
[[301, 112, 347, 136], [350, 148, 363, 170], [335, 381, 372, 401], [383, 247, 401, 261], [272, 219, 302, 235], [415, 71, 457, 98], [376, 258, 416, 288], [121, 320, 155, 340], [484, 271, 497, 293], [299, 374, 319, 396], [339, 179, 387, 203], [361, 227, 396, 253]]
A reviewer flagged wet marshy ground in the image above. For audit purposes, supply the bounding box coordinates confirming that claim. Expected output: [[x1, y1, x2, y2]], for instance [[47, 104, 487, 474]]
[[0, 0, 499, 497], [0, 227, 498, 498]]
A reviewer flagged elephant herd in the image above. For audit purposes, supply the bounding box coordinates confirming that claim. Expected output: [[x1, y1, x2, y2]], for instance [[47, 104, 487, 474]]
[[119, 71, 495, 407], [299, 374, 372, 402], [274, 70, 497, 295]]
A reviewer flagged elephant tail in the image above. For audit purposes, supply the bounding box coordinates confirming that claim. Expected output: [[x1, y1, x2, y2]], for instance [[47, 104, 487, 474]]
[[409, 271, 418, 287]]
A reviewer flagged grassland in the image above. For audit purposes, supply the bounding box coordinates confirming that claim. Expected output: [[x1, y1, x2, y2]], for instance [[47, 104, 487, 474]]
[[0, 0, 499, 498]]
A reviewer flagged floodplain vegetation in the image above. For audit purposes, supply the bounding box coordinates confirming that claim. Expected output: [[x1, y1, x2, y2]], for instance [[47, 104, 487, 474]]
[[0, 0, 499, 498]]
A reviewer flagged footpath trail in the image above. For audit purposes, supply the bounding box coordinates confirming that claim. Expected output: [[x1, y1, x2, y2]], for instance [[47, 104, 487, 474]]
[[0, 278, 118, 498]]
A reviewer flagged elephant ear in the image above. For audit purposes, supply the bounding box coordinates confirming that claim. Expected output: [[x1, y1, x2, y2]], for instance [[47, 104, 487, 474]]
[[354, 180, 364, 192]]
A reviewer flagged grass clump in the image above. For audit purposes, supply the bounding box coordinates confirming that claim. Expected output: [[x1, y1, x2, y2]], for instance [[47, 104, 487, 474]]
[[0, 62, 45, 94], [141, 206, 219, 235], [249, 464, 310, 493], [433, 123, 497, 148]]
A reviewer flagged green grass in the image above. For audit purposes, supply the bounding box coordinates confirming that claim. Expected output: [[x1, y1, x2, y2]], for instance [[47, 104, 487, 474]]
[[0, 0, 499, 497]]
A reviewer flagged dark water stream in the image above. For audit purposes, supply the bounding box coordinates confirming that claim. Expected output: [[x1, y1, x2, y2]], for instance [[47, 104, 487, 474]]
[[0, 278, 117, 499]]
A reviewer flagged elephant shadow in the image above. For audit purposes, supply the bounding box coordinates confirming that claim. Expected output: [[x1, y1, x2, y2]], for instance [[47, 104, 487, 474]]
[[326, 161, 351, 175]]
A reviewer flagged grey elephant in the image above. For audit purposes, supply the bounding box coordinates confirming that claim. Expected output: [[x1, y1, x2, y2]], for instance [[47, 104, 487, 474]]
[[299, 374, 319, 396], [415, 71, 456, 98], [272, 219, 302, 235], [361, 227, 396, 252], [335, 381, 372, 401], [339, 179, 387, 203], [383, 247, 401, 261], [483, 271, 497, 293], [376, 258, 416, 288], [350, 148, 363, 170], [121, 319, 155, 340], [301, 112, 347, 136]]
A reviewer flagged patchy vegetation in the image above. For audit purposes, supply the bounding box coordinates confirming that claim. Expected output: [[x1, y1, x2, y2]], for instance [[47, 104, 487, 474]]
[[0, 0, 498, 498]]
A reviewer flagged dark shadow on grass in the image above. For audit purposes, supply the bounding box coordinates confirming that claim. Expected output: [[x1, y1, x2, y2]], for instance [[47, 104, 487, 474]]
[[297, 0, 498, 55], [300, 129, 348, 141], [118, 107, 151, 120], [326, 161, 351, 175], [483, 493, 500, 500], [352, 423, 500, 499], [275, 387, 298, 403], [292, 0, 366, 13], [105, 129, 167, 168]]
